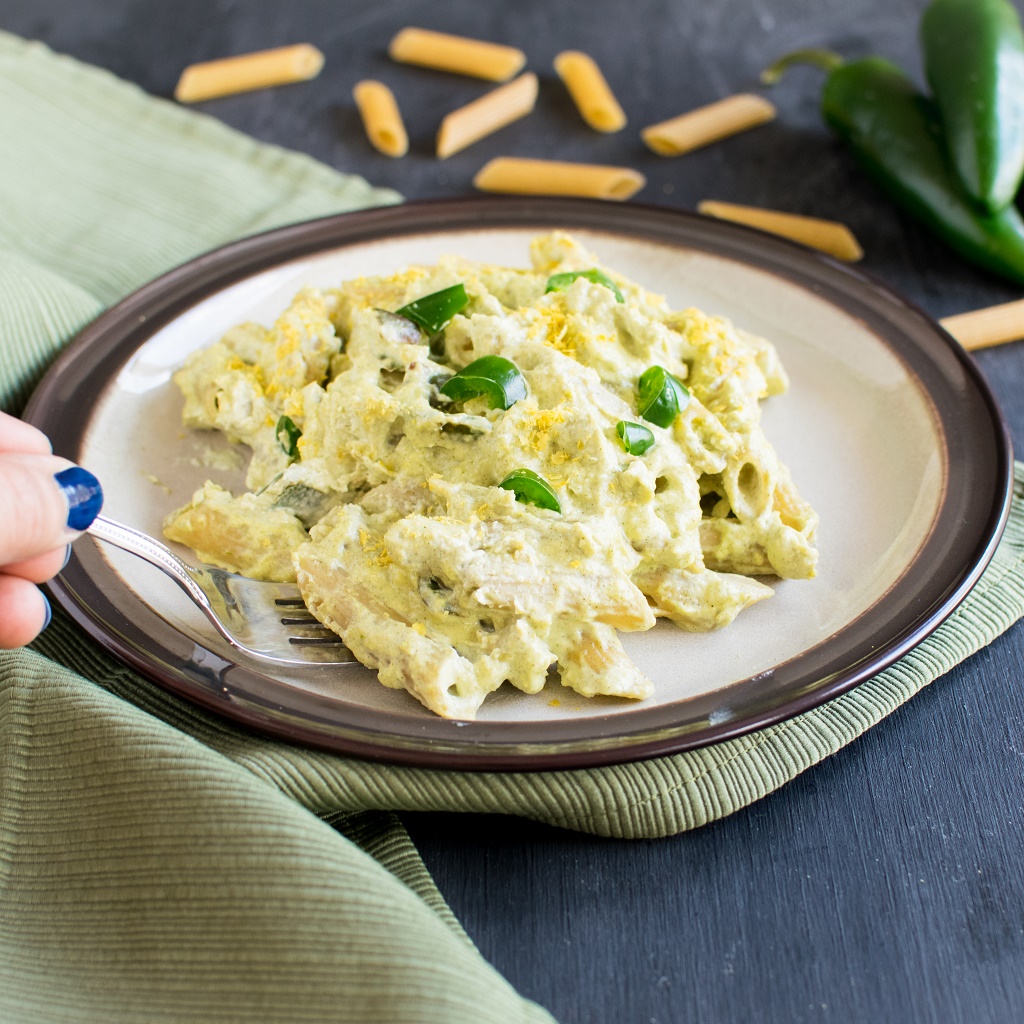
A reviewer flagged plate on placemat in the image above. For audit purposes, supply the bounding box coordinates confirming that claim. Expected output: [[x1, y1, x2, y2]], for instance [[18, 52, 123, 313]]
[[24, 197, 1013, 769]]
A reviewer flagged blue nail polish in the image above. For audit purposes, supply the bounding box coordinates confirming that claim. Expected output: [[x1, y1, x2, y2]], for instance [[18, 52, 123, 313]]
[[54, 467, 103, 531], [41, 593, 52, 631]]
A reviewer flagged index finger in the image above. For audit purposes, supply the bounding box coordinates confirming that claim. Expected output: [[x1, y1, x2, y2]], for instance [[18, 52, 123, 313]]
[[0, 412, 52, 456]]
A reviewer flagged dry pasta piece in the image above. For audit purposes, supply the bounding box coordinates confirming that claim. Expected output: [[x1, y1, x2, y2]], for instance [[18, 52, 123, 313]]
[[353, 80, 408, 157], [553, 50, 626, 132], [698, 200, 863, 262], [642, 94, 776, 156], [940, 299, 1024, 350], [174, 44, 324, 103], [473, 157, 645, 200], [436, 73, 538, 158], [388, 27, 526, 81]]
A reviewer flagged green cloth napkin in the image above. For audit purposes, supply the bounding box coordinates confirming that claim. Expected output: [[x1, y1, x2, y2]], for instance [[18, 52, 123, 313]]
[[3, 30, 1024, 1023]]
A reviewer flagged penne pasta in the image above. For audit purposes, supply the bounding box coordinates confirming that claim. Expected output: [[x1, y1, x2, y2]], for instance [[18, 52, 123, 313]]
[[174, 44, 324, 103], [642, 93, 776, 156], [698, 200, 864, 261], [940, 299, 1024, 350], [473, 157, 646, 200], [353, 80, 408, 157], [166, 232, 818, 718], [721, 449, 776, 522], [553, 50, 627, 132], [436, 73, 538, 158], [388, 27, 526, 81]]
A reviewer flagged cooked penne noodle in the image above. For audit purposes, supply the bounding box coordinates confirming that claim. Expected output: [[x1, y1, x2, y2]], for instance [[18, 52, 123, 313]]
[[174, 44, 324, 103], [473, 157, 646, 200], [941, 299, 1024, 350], [388, 27, 526, 81], [553, 50, 627, 132], [436, 73, 538, 158], [698, 200, 864, 261], [353, 80, 408, 157], [721, 450, 776, 522], [772, 465, 818, 534], [642, 94, 776, 156]]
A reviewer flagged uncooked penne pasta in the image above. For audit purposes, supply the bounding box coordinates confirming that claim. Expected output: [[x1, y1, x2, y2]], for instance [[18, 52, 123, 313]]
[[174, 44, 324, 103], [353, 80, 408, 157], [940, 299, 1024, 350], [698, 200, 863, 261], [473, 157, 645, 200], [554, 50, 626, 132], [436, 73, 538, 158], [388, 27, 526, 81], [642, 94, 776, 156]]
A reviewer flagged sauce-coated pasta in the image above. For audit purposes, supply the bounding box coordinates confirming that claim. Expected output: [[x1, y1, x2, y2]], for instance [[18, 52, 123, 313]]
[[166, 233, 818, 719]]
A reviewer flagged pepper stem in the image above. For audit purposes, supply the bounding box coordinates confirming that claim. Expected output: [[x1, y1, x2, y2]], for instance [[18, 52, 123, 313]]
[[760, 48, 845, 85]]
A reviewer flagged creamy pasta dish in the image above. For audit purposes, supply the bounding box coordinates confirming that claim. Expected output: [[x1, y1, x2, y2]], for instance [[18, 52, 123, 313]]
[[164, 232, 818, 719]]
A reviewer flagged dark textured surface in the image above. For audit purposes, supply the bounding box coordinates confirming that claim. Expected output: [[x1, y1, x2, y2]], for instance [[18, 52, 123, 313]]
[[5, 0, 1024, 1020]]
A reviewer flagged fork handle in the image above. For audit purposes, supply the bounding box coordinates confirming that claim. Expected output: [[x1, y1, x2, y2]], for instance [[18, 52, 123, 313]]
[[86, 514, 209, 609]]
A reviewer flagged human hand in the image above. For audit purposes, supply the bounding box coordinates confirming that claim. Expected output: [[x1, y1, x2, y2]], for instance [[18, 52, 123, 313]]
[[0, 411, 103, 648]]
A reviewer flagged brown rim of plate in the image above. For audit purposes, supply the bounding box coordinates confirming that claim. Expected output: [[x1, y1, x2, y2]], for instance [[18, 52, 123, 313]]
[[23, 196, 1014, 771]]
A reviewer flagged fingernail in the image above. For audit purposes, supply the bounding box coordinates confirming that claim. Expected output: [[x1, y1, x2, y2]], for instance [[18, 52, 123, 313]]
[[61, 545, 71, 571], [41, 593, 52, 632], [54, 467, 103, 531]]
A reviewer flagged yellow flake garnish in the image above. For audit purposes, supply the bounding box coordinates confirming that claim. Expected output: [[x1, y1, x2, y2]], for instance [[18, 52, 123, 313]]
[[527, 407, 566, 452], [283, 392, 305, 417], [527, 307, 579, 357]]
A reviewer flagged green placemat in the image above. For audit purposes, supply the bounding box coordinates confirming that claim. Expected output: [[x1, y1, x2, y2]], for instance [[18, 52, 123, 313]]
[[3, 31, 1024, 1023]]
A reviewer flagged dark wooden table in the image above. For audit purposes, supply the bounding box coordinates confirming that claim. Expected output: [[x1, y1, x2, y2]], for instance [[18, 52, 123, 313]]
[[7, 0, 1024, 1020]]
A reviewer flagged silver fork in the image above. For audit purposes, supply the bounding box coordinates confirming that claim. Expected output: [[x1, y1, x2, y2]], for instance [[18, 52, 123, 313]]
[[85, 514, 354, 666]]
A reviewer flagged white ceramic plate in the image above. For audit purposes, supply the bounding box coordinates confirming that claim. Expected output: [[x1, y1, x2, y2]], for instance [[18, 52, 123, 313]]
[[25, 198, 1012, 769]]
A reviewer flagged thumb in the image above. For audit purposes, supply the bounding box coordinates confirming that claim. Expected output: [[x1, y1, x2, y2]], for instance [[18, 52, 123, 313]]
[[0, 455, 103, 566]]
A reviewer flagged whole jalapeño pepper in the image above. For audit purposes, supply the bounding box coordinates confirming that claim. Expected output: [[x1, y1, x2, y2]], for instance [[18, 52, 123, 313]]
[[921, 0, 1024, 214], [763, 51, 1024, 287]]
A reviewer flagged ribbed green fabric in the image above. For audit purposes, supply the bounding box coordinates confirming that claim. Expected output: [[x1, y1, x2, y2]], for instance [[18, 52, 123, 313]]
[[0, 30, 547, 1024], [3, 29, 1024, 1023]]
